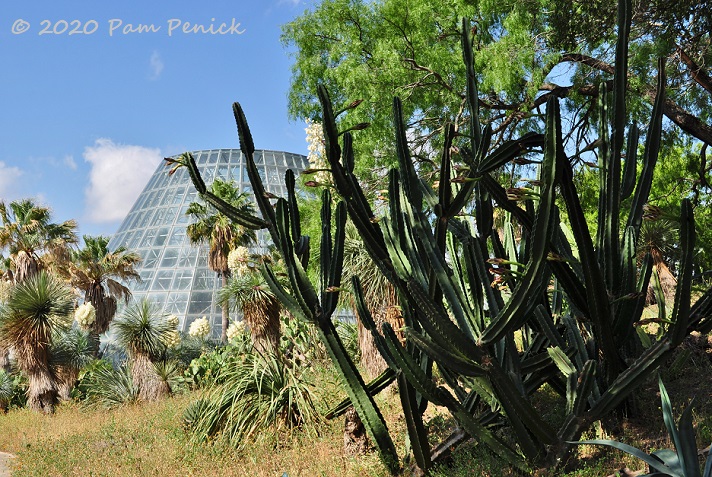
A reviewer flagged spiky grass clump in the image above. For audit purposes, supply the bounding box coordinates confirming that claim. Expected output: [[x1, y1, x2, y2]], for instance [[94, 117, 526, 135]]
[[184, 346, 320, 449], [80, 360, 138, 408]]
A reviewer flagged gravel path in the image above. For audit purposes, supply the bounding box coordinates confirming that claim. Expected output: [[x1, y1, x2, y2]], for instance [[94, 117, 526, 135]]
[[0, 452, 15, 477]]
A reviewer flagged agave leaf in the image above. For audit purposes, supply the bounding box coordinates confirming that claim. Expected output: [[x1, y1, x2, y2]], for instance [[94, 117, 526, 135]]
[[573, 440, 680, 476]]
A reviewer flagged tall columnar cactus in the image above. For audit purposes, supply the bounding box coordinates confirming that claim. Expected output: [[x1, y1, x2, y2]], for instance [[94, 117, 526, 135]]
[[170, 0, 712, 472], [307, 1, 710, 472]]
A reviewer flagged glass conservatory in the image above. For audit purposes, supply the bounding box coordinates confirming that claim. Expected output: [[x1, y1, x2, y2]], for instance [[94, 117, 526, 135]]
[[107, 149, 309, 336]]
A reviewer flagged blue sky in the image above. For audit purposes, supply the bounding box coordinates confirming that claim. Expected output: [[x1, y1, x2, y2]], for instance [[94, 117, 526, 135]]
[[0, 1, 315, 239]]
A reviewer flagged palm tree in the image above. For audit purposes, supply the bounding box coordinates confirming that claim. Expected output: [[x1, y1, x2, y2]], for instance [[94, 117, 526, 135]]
[[0, 199, 77, 283], [62, 235, 141, 353], [218, 269, 281, 353], [0, 199, 77, 369], [112, 299, 174, 401], [0, 271, 74, 413], [186, 179, 257, 342]]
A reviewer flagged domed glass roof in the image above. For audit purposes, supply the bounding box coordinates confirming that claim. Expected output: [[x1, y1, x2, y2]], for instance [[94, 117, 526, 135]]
[[107, 149, 309, 336]]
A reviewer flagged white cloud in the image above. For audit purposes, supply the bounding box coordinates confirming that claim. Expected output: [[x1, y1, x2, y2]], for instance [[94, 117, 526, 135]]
[[149, 50, 164, 80], [0, 161, 24, 200], [83, 138, 161, 223], [63, 155, 77, 170]]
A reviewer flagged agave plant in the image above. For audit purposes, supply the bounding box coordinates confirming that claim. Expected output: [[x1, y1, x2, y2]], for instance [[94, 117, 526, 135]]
[[111, 299, 174, 401], [0, 271, 74, 413], [574, 376, 712, 477]]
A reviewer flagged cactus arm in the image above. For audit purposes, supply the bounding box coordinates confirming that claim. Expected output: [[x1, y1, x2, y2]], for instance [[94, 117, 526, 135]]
[[626, 58, 666, 237], [461, 18, 481, 151], [571, 360, 597, 416], [322, 201, 347, 319], [233, 103, 277, 235], [260, 263, 311, 323], [182, 152, 207, 194], [201, 191, 267, 230], [611, 226, 640, 345], [274, 200, 320, 316], [404, 327, 486, 377], [325, 368, 397, 419], [476, 132, 544, 175], [480, 98, 560, 345], [557, 134, 623, 374], [318, 319, 400, 473], [620, 123, 639, 200], [381, 322, 529, 471], [398, 373, 432, 471], [669, 199, 695, 347]]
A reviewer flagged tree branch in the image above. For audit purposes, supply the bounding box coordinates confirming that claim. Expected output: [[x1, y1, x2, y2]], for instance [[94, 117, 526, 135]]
[[677, 46, 712, 95]]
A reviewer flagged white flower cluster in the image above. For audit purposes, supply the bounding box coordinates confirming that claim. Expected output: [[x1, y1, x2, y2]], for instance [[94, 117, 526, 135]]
[[167, 314, 180, 328], [189, 316, 211, 339], [228, 246, 251, 276], [0, 280, 12, 304], [226, 320, 246, 342], [164, 329, 181, 349], [305, 119, 331, 185], [74, 302, 96, 329]]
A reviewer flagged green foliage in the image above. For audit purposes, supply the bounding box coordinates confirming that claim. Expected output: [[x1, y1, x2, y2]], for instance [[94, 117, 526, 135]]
[[184, 345, 321, 450], [573, 376, 712, 477], [79, 360, 138, 408], [112, 299, 174, 360], [0, 369, 13, 410], [176, 1, 712, 473]]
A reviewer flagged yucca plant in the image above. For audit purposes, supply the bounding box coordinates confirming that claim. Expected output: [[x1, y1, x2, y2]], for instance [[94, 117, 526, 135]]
[[218, 268, 282, 353], [50, 327, 98, 400], [0, 271, 73, 413], [111, 299, 174, 401], [184, 345, 320, 449]]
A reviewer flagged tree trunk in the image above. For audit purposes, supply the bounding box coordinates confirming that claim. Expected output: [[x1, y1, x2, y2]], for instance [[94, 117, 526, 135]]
[[357, 286, 404, 378], [220, 273, 230, 343], [245, 297, 281, 354], [0, 349, 9, 373], [132, 354, 170, 402], [343, 406, 370, 456], [26, 367, 57, 414], [55, 367, 79, 401], [88, 282, 117, 336]]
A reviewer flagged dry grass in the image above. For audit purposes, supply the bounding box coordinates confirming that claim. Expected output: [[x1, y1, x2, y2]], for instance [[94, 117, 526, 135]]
[[0, 392, 393, 477], [0, 335, 710, 477]]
